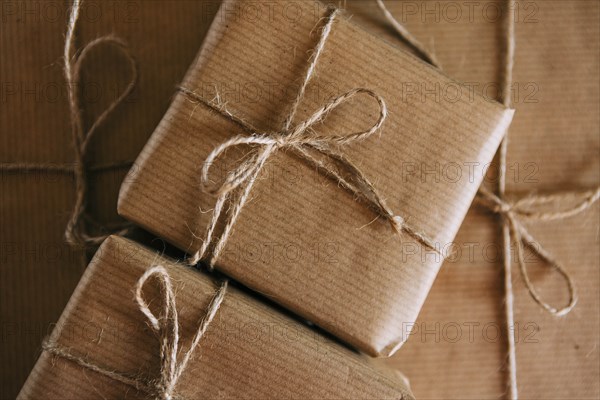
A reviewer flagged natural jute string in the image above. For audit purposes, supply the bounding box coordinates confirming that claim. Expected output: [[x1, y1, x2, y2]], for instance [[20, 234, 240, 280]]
[[183, 7, 439, 269], [379, 1, 600, 399], [43, 265, 228, 400], [376, 0, 440, 68], [0, 0, 136, 247]]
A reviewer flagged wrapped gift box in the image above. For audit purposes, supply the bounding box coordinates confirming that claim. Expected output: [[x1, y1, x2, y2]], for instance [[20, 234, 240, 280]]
[[19, 236, 414, 400], [118, 0, 513, 356]]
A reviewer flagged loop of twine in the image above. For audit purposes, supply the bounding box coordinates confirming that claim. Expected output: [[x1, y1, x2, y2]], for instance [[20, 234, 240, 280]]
[[135, 266, 228, 399], [44, 266, 228, 400], [0, 0, 136, 248], [63, 0, 137, 246], [186, 7, 439, 268], [379, 2, 600, 399], [477, 186, 600, 316]]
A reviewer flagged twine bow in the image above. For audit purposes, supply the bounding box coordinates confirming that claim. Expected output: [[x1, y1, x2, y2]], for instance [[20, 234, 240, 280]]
[[63, 0, 136, 246], [187, 7, 439, 267], [43, 266, 228, 400], [200, 88, 386, 199], [135, 266, 228, 399], [0, 0, 136, 247], [476, 187, 600, 316]]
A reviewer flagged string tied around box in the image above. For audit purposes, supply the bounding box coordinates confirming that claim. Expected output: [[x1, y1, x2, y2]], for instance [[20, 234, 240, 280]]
[[43, 266, 228, 400], [377, 1, 600, 399], [0, 0, 136, 248], [183, 7, 440, 269], [477, 186, 600, 317]]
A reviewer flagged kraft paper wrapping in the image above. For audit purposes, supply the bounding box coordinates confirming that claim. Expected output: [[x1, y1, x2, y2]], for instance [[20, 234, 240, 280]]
[[342, 0, 600, 398], [1, 1, 222, 397], [118, 0, 513, 356], [18, 236, 414, 400]]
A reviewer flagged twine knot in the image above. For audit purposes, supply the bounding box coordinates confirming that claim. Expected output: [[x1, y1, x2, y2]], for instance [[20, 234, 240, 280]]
[[477, 186, 600, 316], [273, 135, 289, 148], [200, 88, 386, 199], [494, 201, 513, 214]]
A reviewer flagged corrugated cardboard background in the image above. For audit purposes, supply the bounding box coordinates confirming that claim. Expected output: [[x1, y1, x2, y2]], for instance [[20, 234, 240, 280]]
[[2, 0, 598, 399]]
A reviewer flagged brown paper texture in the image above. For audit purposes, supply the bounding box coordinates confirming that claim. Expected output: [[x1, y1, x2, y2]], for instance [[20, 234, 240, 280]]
[[118, 0, 513, 356], [340, 0, 600, 398], [18, 236, 414, 400], [1, 1, 221, 397], [7, 0, 595, 398]]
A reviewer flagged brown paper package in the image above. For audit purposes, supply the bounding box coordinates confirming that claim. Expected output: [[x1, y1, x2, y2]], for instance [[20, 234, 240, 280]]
[[118, 0, 513, 356], [341, 0, 599, 398], [18, 236, 414, 400]]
